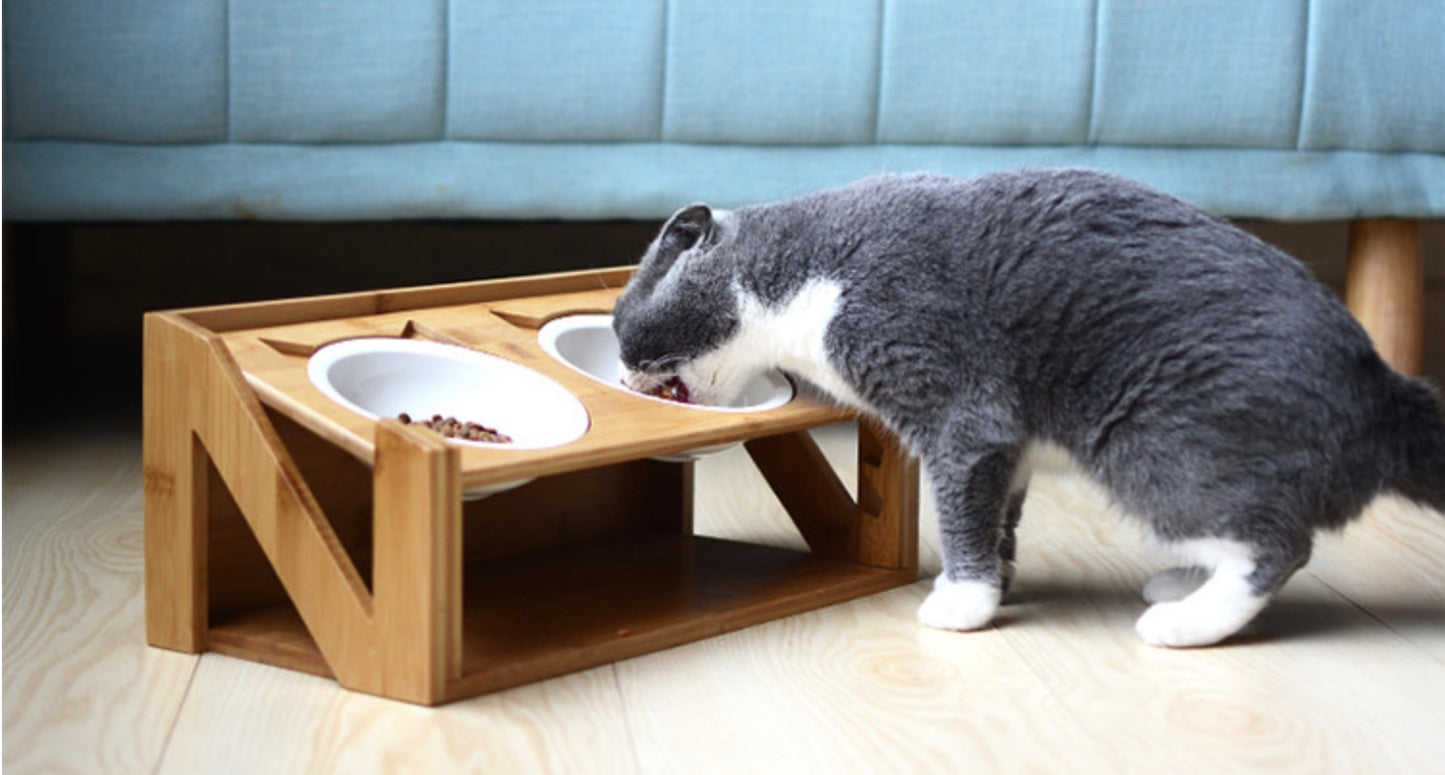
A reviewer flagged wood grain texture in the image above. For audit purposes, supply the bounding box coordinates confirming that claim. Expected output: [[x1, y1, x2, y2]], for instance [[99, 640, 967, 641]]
[[4, 427, 197, 775], [372, 419, 464, 703], [613, 591, 1115, 775], [855, 418, 920, 570], [154, 656, 638, 775], [1305, 496, 1445, 661], [8, 422, 1444, 774], [989, 469, 1445, 773], [142, 313, 209, 653], [487, 287, 622, 328], [174, 266, 635, 334], [144, 313, 379, 689]]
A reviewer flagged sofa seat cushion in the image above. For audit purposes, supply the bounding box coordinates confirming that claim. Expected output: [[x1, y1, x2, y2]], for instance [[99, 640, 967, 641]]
[[7, 141, 1440, 222]]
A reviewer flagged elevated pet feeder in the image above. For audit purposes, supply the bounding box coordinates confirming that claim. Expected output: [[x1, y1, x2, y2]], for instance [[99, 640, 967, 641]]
[[143, 267, 919, 705]]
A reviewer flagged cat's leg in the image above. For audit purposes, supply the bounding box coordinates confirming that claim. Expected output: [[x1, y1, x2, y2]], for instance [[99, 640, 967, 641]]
[[918, 445, 1020, 631], [1135, 532, 1309, 647]]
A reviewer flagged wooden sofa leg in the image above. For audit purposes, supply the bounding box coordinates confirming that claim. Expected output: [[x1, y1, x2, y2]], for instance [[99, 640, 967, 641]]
[[1345, 219, 1424, 376]]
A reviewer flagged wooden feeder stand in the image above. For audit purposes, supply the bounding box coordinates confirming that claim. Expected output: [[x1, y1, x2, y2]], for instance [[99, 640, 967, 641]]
[[143, 267, 919, 706]]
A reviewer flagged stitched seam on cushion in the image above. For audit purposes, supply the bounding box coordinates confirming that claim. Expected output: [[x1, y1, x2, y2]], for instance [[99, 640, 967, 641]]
[[224, 0, 233, 142], [1295, 0, 1313, 150], [657, 0, 670, 141], [2, 17, 11, 137], [441, 0, 450, 140], [1084, 0, 1102, 144], [871, 0, 886, 143]]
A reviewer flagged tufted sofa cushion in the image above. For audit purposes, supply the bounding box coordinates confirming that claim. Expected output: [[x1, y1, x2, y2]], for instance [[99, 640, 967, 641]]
[[5, 0, 1443, 221]]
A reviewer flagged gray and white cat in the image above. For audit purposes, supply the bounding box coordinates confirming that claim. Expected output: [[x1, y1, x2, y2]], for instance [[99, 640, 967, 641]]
[[612, 169, 1445, 647]]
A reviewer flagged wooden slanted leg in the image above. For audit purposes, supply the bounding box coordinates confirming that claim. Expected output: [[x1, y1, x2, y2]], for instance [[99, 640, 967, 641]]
[[372, 420, 464, 705], [744, 430, 856, 559], [1346, 219, 1424, 376], [144, 312, 379, 689], [745, 421, 919, 573]]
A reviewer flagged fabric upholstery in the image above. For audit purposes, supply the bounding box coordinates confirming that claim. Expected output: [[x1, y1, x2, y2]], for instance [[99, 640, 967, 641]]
[[10, 141, 1440, 221], [448, 1, 665, 141], [230, 1, 447, 143], [4, 0, 1442, 221], [663, 0, 882, 144], [1090, 0, 1307, 147], [4, 0, 227, 142], [1300, 2, 1445, 152], [877, 0, 1095, 145]]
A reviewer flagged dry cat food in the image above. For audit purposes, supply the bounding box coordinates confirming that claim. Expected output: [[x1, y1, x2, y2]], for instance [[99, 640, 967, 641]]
[[397, 413, 513, 443], [643, 376, 691, 404]]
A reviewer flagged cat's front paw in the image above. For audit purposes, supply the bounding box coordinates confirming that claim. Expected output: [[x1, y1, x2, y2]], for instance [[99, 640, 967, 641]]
[[917, 576, 1001, 632]]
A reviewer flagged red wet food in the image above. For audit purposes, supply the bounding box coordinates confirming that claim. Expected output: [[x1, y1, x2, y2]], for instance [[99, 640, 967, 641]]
[[398, 413, 513, 443], [644, 377, 691, 404]]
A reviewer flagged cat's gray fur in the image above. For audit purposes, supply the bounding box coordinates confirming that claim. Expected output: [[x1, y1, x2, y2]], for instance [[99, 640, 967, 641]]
[[612, 169, 1445, 647]]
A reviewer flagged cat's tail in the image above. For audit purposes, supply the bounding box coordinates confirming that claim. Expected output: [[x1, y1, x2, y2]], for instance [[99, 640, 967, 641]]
[[1384, 371, 1445, 515]]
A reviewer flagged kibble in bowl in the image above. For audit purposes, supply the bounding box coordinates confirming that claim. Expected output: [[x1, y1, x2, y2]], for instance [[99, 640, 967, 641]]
[[399, 413, 513, 444]]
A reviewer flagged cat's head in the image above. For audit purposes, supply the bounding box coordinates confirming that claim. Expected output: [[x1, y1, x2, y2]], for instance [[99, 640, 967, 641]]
[[613, 204, 746, 406]]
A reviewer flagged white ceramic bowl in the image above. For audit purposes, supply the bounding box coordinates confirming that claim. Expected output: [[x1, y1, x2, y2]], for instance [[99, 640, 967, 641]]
[[307, 338, 590, 498], [536, 314, 793, 412], [536, 314, 793, 462]]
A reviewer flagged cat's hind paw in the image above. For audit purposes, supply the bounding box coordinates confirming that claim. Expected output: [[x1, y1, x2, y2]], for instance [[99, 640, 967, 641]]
[[1136, 602, 1227, 648], [1135, 592, 1268, 648], [917, 576, 1001, 632]]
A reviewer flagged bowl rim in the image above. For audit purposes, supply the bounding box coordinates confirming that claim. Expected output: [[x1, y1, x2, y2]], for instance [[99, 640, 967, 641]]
[[306, 336, 590, 449], [536, 314, 794, 413]]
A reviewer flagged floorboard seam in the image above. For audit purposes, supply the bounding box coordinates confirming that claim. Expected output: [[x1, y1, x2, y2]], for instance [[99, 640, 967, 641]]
[[149, 655, 203, 775], [609, 665, 648, 775], [1305, 569, 1445, 667]]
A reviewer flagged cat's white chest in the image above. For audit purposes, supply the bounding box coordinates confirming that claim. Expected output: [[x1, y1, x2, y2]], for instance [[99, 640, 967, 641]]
[[729, 278, 871, 411]]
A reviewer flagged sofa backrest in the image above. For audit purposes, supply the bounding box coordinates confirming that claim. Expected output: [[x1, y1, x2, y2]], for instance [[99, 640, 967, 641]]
[[5, 1, 1443, 221]]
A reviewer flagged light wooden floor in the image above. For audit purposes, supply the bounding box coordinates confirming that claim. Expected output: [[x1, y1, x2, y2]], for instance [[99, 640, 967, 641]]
[[4, 419, 1444, 774]]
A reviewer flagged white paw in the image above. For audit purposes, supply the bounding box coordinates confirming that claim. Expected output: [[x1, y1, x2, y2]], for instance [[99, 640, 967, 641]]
[[1142, 567, 1208, 604], [1136, 602, 1206, 647], [917, 577, 1001, 632], [1135, 596, 1264, 648]]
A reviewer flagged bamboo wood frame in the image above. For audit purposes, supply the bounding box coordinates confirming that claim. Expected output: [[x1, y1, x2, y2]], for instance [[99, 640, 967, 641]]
[[144, 267, 919, 705]]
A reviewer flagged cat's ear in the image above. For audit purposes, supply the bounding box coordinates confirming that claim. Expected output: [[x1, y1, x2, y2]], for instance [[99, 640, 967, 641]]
[[658, 204, 715, 257], [629, 204, 717, 298]]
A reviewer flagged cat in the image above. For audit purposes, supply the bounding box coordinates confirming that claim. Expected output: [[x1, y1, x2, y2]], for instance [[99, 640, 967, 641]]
[[611, 168, 1445, 648]]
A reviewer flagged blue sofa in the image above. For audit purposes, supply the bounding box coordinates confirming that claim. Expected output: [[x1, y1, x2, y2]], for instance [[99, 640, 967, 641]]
[[5, 1, 1442, 366]]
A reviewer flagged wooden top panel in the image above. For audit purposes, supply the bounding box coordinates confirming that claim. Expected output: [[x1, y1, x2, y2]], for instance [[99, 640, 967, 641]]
[[169, 267, 850, 489]]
